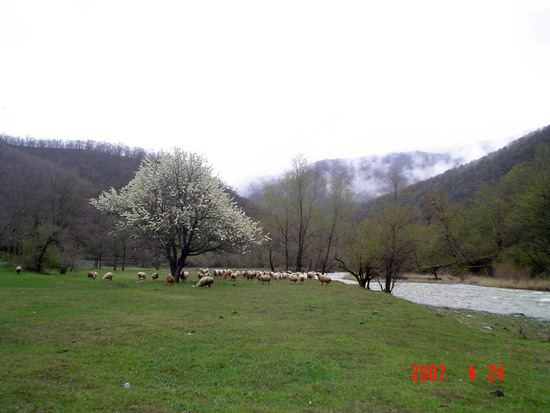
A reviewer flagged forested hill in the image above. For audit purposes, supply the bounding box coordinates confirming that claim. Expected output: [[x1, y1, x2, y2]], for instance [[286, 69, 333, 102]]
[[0, 137, 145, 194], [364, 124, 550, 211]]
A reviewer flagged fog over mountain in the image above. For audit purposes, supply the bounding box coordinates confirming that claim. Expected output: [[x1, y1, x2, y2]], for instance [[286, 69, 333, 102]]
[[246, 139, 512, 201]]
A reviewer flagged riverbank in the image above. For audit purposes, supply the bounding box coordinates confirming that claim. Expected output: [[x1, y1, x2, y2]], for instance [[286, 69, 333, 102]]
[[341, 272, 550, 291]]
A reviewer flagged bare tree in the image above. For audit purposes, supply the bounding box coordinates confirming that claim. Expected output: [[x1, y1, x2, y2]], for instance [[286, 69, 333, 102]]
[[318, 172, 353, 274], [282, 155, 322, 272]]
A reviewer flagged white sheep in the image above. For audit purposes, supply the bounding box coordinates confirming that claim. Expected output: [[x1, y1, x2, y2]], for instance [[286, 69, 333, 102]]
[[298, 273, 307, 284], [15, 265, 22, 275], [317, 274, 332, 285], [258, 273, 272, 284], [288, 273, 298, 284], [152, 273, 159, 280], [103, 272, 114, 280], [197, 276, 214, 288], [137, 272, 147, 280]]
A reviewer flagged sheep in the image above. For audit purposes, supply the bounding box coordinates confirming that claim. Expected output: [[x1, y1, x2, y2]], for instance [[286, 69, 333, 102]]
[[103, 272, 113, 280], [298, 273, 307, 284], [179, 269, 189, 280], [137, 272, 147, 280], [197, 275, 214, 288], [317, 274, 332, 285], [258, 273, 272, 284], [87, 271, 98, 279], [288, 273, 299, 284], [15, 265, 22, 275], [307, 271, 316, 279], [152, 273, 159, 280], [165, 274, 175, 286]]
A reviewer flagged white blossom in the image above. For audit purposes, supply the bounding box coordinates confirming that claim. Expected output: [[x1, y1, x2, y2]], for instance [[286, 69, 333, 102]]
[[91, 149, 266, 274]]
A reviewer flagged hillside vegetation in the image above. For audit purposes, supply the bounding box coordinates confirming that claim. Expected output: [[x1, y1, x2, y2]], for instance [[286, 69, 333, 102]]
[[2, 125, 550, 281]]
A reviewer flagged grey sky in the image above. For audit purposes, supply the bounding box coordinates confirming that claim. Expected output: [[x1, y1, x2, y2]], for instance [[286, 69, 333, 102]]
[[1, 0, 549, 192]]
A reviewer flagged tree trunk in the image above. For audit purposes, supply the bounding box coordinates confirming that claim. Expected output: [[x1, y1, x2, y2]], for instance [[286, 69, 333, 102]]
[[174, 251, 189, 282], [384, 275, 392, 293], [121, 241, 126, 271], [269, 249, 275, 272]]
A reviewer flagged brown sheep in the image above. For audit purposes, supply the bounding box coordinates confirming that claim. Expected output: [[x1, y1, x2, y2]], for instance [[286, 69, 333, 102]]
[[87, 271, 98, 279], [152, 273, 159, 280], [165, 275, 175, 286]]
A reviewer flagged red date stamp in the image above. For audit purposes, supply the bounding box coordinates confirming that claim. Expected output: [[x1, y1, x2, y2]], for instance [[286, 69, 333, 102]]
[[411, 365, 445, 381], [411, 365, 503, 381]]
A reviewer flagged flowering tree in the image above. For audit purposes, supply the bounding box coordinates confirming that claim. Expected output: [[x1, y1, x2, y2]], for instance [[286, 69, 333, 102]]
[[91, 149, 266, 280]]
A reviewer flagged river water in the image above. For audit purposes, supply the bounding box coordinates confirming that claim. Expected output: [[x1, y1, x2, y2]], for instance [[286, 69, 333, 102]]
[[329, 273, 550, 321]]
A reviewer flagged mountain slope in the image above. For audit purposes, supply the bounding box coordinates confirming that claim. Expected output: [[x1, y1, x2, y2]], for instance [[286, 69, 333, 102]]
[[365, 124, 550, 211]]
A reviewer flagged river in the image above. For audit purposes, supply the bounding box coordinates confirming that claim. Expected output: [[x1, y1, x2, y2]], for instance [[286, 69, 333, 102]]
[[329, 272, 550, 321]]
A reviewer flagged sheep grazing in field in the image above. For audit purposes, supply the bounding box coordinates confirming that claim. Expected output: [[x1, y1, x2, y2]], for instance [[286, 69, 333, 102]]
[[197, 275, 214, 288], [258, 273, 272, 284], [165, 275, 175, 286], [15, 265, 22, 275], [103, 272, 114, 281], [317, 274, 332, 285], [179, 269, 189, 280], [87, 271, 98, 279], [137, 272, 147, 280], [307, 271, 316, 279], [298, 273, 307, 284], [288, 273, 299, 284], [198, 268, 210, 279], [151, 273, 159, 280]]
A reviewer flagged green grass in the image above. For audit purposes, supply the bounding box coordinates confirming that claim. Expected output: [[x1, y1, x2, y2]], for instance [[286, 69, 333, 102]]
[[0, 267, 549, 412]]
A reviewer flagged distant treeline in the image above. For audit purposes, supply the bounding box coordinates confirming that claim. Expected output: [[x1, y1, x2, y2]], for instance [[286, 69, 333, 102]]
[[0, 134, 148, 159]]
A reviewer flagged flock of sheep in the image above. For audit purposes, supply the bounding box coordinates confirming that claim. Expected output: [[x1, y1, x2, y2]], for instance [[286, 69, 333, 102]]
[[85, 268, 332, 287], [12, 265, 332, 287]]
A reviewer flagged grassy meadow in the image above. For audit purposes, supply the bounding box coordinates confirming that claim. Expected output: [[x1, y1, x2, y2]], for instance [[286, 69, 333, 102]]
[[0, 266, 549, 412]]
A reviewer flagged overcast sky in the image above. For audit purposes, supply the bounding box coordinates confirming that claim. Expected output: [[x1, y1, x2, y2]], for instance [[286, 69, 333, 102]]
[[1, 0, 549, 193]]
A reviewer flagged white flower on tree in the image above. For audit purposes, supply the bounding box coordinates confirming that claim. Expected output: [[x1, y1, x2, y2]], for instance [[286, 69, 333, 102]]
[[90, 149, 266, 279]]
